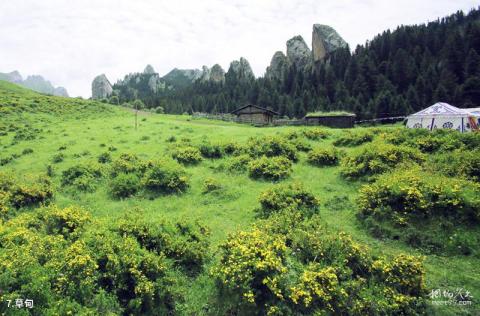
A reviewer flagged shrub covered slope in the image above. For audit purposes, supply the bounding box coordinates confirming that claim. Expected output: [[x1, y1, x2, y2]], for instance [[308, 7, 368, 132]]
[[0, 82, 479, 315]]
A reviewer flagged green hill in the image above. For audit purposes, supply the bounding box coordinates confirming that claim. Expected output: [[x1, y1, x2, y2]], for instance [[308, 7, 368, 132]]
[[0, 83, 479, 315]]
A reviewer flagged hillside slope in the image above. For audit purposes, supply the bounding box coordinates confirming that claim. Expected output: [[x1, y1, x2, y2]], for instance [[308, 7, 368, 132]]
[[0, 83, 478, 315]]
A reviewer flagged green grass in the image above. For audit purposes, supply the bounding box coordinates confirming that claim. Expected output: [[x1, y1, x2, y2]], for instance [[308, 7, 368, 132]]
[[305, 110, 355, 117], [0, 81, 478, 315]]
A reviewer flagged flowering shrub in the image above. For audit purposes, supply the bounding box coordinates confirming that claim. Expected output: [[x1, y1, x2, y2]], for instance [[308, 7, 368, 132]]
[[0, 173, 53, 217], [213, 215, 427, 315], [0, 190, 11, 219], [172, 146, 203, 165], [110, 153, 144, 176], [0, 205, 208, 315], [289, 265, 343, 311], [212, 228, 288, 314], [307, 147, 342, 166], [357, 168, 480, 254], [246, 136, 298, 161], [248, 156, 292, 181], [142, 159, 189, 193], [358, 169, 480, 223], [431, 149, 480, 182], [115, 211, 210, 273], [302, 128, 330, 140], [340, 143, 424, 180], [333, 131, 374, 147], [9, 175, 53, 209], [257, 183, 319, 218], [40, 205, 91, 238]]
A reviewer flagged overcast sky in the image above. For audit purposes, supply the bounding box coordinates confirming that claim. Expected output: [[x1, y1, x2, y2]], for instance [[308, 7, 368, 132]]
[[0, 0, 478, 97]]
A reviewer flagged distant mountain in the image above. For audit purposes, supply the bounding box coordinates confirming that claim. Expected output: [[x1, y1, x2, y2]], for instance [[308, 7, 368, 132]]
[[0, 71, 69, 97]]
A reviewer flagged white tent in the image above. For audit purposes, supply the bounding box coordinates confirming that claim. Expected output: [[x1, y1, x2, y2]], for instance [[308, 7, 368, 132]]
[[406, 102, 480, 133]]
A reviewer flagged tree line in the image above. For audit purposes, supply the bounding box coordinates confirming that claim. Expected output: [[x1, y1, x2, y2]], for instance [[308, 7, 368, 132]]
[[112, 8, 480, 119]]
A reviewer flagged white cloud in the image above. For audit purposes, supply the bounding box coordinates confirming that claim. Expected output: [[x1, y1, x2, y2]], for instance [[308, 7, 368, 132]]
[[0, 0, 478, 97]]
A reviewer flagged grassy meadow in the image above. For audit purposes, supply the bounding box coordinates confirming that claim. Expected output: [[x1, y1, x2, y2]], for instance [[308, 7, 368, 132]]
[[0, 81, 479, 315]]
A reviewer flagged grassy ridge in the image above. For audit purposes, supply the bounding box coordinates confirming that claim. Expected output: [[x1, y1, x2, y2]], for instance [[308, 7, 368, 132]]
[[0, 81, 478, 315]]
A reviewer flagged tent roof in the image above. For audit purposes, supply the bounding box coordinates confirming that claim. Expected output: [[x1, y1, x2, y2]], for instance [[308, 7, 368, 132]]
[[408, 102, 480, 118]]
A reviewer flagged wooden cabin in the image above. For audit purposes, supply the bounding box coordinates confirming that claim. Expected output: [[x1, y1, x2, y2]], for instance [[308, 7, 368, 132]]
[[304, 111, 356, 128], [230, 105, 279, 125]]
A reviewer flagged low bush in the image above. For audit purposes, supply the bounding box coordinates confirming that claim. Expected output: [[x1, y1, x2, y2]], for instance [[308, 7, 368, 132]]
[[257, 182, 319, 218], [115, 211, 210, 273], [246, 136, 298, 161], [172, 146, 203, 165], [0, 155, 14, 166], [340, 142, 424, 180], [0, 174, 53, 217], [333, 131, 374, 147], [213, 215, 427, 315], [9, 176, 54, 209], [22, 148, 34, 155], [0, 206, 184, 315], [62, 163, 103, 192], [97, 152, 111, 164], [198, 142, 224, 159], [290, 138, 312, 152], [302, 128, 330, 140], [52, 153, 65, 163], [41, 205, 92, 238], [142, 159, 189, 193], [247, 156, 292, 181], [357, 168, 480, 254], [431, 149, 480, 182], [226, 154, 252, 173], [202, 177, 221, 193], [110, 153, 144, 177], [109, 173, 140, 199], [221, 141, 243, 155], [307, 147, 342, 166]]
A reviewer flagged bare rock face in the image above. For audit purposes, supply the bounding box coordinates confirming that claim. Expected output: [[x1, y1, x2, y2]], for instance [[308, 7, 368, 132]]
[[286, 35, 311, 69], [199, 66, 211, 81], [210, 64, 225, 83], [144, 64, 156, 74], [312, 24, 348, 61], [92, 74, 113, 99], [228, 57, 254, 81], [266, 51, 288, 81]]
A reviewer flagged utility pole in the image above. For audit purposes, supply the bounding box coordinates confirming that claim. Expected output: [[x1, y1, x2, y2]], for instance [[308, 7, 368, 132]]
[[135, 102, 138, 130]]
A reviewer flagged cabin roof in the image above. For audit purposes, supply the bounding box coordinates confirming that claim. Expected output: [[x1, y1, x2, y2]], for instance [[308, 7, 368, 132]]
[[230, 104, 279, 116]]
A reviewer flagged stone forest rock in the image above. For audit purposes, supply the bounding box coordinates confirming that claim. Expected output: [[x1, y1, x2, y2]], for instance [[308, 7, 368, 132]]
[[228, 57, 254, 81], [266, 51, 288, 81], [312, 24, 348, 61], [91, 74, 113, 99], [144, 64, 156, 74], [286, 35, 311, 69], [210, 64, 225, 83]]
